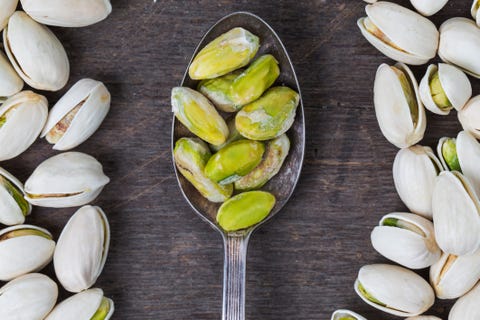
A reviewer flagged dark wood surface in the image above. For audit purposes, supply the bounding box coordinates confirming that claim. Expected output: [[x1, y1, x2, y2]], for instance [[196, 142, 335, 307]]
[[2, 0, 475, 319]]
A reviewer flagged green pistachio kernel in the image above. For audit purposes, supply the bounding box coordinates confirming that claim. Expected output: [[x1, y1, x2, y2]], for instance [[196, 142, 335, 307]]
[[90, 297, 110, 320], [0, 175, 30, 216], [0, 228, 52, 241], [430, 71, 451, 109], [391, 66, 418, 126], [442, 138, 461, 172], [357, 282, 386, 307], [198, 70, 242, 112]]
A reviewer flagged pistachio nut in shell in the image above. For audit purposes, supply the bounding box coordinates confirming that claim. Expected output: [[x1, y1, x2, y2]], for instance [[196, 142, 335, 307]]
[[54, 205, 110, 293], [432, 171, 480, 255], [438, 18, 480, 78], [174, 137, 233, 203], [217, 191, 275, 232], [354, 264, 434, 317], [331, 309, 367, 320], [204, 139, 265, 185], [458, 95, 480, 139], [0, 50, 23, 97], [371, 212, 441, 269], [172, 87, 229, 146], [410, 0, 448, 16], [430, 250, 480, 300], [235, 134, 290, 191], [209, 116, 244, 152], [0, 167, 31, 225], [0, 0, 17, 31], [0, 225, 55, 281], [0, 273, 58, 320], [45, 288, 114, 320], [393, 145, 442, 218], [21, 0, 112, 27], [189, 27, 259, 80], [3, 11, 69, 91], [41, 79, 111, 151], [419, 64, 471, 115], [24, 152, 110, 208], [0, 91, 48, 161], [374, 62, 426, 148], [406, 317, 442, 320], [198, 70, 242, 112], [235, 86, 299, 141], [449, 282, 480, 319], [472, 0, 480, 26], [357, 1, 439, 65]]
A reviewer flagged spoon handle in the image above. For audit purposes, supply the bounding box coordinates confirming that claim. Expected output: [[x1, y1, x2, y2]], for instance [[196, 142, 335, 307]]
[[222, 233, 251, 320]]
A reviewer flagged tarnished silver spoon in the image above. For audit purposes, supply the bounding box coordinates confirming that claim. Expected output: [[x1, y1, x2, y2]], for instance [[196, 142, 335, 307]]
[[172, 12, 305, 320]]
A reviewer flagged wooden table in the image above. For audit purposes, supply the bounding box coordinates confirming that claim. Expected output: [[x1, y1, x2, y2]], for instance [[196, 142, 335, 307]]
[[4, 0, 475, 318]]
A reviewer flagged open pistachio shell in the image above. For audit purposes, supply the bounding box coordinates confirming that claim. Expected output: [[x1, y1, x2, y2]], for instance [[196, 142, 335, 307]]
[[0, 50, 23, 97], [406, 317, 442, 320], [54, 205, 110, 293], [24, 152, 110, 208], [393, 145, 442, 218], [0, 225, 55, 281], [20, 0, 112, 27], [0, 0, 17, 32], [458, 95, 480, 139], [410, 0, 448, 16], [354, 264, 434, 317], [430, 250, 480, 300], [371, 212, 441, 269], [45, 288, 114, 320], [437, 137, 460, 172], [432, 171, 480, 255], [3, 11, 69, 91], [449, 282, 480, 319], [419, 64, 471, 115], [357, 1, 439, 65], [0, 91, 48, 161], [0, 167, 31, 225], [331, 309, 367, 320], [41, 79, 111, 151], [374, 62, 426, 148], [0, 273, 58, 320], [472, 0, 480, 27]]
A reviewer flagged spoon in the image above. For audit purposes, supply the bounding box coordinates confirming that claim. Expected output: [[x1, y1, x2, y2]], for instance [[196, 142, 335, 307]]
[[172, 11, 305, 320]]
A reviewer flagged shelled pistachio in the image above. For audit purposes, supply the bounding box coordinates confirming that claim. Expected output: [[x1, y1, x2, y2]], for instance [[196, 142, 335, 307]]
[[198, 70, 242, 112], [0, 167, 31, 225], [209, 116, 244, 152]]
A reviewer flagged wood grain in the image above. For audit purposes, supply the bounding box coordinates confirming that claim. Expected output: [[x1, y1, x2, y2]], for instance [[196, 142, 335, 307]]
[[1, 0, 474, 318]]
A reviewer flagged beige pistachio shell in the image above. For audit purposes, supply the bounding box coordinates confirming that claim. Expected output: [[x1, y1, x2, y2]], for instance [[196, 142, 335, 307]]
[[0, 166, 31, 225], [410, 0, 448, 16], [21, 0, 112, 27], [41, 79, 111, 151], [432, 171, 480, 255], [0, 50, 23, 97], [393, 145, 442, 218], [24, 152, 109, 208], [0, 91, 48, 161], [430, 250, 480, 300], [0, 273, 58, 320], [357, 1, 439, 65], [54, 205, 110, 293], [3, 11, 69, 91], [331, 309, 367, 320], [419, 64, 471, 115], [472, 0, 480, 27], [371, 212, 441, 269], [374, 62, 426, 148], [457, 131, 480, 196], [406, 317, 442, 320], [439, 18, 480, 78], [45, 288, 114, 320], [355, 264, 434, 317], [449, 282, 480, 319], [0, 0, 17, 31], [364, 0, 377, 3], [458, 95, 480, 139]]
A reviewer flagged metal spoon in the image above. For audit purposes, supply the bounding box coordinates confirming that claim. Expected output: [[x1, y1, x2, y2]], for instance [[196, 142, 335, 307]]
[[172, 11, 305, 320]]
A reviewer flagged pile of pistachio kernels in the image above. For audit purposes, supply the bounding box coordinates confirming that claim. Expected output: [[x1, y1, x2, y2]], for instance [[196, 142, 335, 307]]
[[332, 1, 480, 320], [172, 27, 300, 232]]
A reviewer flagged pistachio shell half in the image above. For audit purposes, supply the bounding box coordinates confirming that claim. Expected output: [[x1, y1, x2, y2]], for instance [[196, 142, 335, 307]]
[[0, 0, 17, 32], [406, 317, 442, 320], [437, 137, 461, 172], [458, 95, 480, 139], [0, 50, 23, 97], [410, 0, 448, 16], [449, 282, 480, 319], [0, 167, 31, 225], [331, 309, 367, 320]]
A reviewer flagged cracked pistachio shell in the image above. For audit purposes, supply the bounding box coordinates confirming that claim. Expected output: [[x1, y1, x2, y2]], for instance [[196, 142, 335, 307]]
[[0, 50, 23, 97], [0, 225, 55, 281], [217, 191, 275, 232], [432, 171, 480, 255], [472, 0, 480, 26], [21, 0, 112, 27], [0, 167, 31, 225], [410, 0, 448, 16], [0, 273, 58, 320], [374, 63, 426, 148], [0, 0, 17, 31], [204, 139, 265, 185], [174, 137, 232, 203], [354, 264, 434, 317], [393, 145, 442, 218], [3, 12, 69, 91], [172, 87, 229, 146], [235, 134, 290, 191], [406, 317, 442, 320], [357, 1, 439, 65], [41, 79, 111, 151], [54, 205, 110, 293], [236, 86, 299, 141], [209, 116, 244, 152], [430, 250, 480, 300], [449, 282, 480, 319], [439, 18, 480, 78], [0, 91, 48, 161], [331, 309, 367, 320], [419, 64, 471, 115], [45, 288, 114, 320], [458, 95, 480, 139], [198, 70, 243, 112], [189, 27, 259, 80], [371, 212, 441, 269], [24, 152, 110, 208]]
